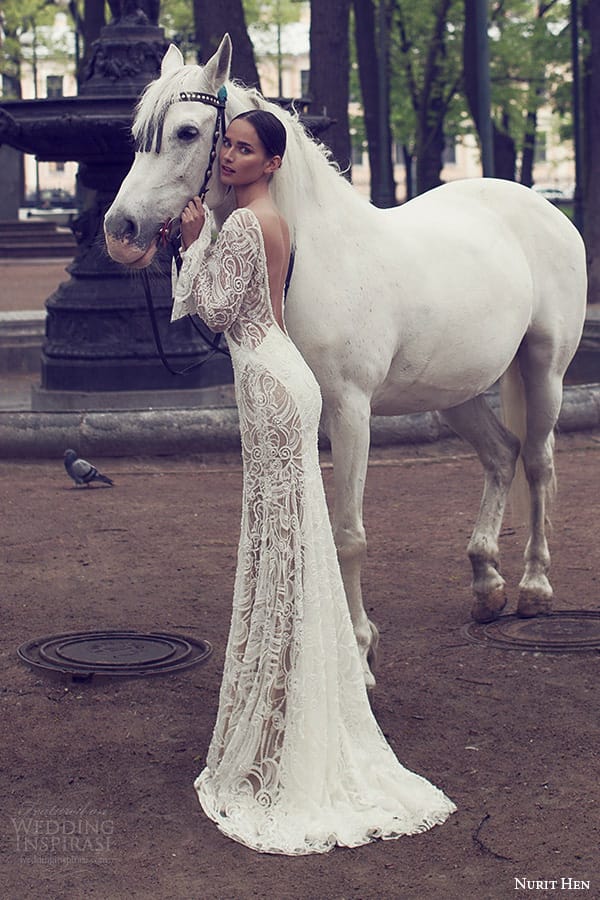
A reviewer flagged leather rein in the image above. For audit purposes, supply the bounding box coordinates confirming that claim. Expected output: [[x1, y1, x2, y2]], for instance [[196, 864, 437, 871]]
[[141, 86, 230, 376]]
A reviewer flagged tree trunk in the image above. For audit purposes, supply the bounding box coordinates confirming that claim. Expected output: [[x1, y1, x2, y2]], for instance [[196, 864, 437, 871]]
[[414, 0, 452, 194], [493, 113, 517, 181], [309, 0, 352, 173], [520, 108, 538, 187], [583, 0, 600, 303], [415, 114, 445, 195], [403, 145, 414, 200], [353, 0, 396, 206], [193, 0, 260, 88], [463, 0, 516, 181], [394, 0, 456, 196]]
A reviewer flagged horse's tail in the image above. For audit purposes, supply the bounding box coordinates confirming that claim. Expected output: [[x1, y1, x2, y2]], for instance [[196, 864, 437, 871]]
[[500, 356, 530, 526]]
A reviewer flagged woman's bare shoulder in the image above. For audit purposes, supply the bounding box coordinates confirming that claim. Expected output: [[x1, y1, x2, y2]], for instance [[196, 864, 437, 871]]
[[246, 202, 286, 236]]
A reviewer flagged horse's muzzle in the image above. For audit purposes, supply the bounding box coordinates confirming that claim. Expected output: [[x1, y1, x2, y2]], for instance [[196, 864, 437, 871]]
[[104, 232, 159, 269]]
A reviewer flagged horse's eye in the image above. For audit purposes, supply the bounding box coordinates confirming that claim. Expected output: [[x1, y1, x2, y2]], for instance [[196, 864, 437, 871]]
[[177, 126, 199, 142]]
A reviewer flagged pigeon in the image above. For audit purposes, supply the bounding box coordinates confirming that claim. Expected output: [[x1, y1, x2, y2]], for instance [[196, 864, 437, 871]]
[[63, 449, 114, 487]]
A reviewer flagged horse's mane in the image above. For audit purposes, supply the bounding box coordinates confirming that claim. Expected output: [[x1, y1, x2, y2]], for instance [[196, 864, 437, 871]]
[[132, 66, 204, 153], [133, 64, 365, 240], [230, 85, 363, 240]]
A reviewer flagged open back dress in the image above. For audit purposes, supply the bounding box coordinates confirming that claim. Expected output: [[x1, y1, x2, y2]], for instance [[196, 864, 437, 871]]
[[171, 206, 456, 855]]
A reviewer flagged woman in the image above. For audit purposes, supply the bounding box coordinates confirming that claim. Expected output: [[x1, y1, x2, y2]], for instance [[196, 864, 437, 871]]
[[172, 109, 455, 855]]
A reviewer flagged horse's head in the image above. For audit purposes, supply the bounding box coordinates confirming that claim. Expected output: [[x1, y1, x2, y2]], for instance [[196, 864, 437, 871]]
[[104, 35, 239, 268]]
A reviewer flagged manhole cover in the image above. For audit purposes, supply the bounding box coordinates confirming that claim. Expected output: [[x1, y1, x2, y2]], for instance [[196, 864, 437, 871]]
[[463, 610, 600, 653], [18, 630, 212, 679]]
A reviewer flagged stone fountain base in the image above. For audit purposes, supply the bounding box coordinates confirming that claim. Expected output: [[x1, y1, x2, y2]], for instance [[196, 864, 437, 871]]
[[30, 381, 235, 412]]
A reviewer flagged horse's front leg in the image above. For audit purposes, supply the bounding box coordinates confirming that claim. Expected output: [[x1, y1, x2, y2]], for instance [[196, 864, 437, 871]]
[[322, 390, 378, 688]]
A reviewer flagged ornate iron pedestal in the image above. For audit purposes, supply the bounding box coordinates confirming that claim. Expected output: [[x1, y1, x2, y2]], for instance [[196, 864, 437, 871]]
[[0, 11, 331, 408], [1, 14, 233, 404]]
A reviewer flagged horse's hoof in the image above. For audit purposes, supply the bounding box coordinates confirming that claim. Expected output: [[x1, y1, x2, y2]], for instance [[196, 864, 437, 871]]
[[471, 587, 507, 623], [364, 667, 376, 691], [366, 621, 380, 665], [517, 589, 553, 618], [362, 620, 379, 690]]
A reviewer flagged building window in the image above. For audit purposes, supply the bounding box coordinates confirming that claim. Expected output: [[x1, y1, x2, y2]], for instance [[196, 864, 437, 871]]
[[442, 137, 456, 165], [300, 69, 309, 98], [351, 143, 364, 166], [534, 132, 547, 163], [46, 76, 63, 99]]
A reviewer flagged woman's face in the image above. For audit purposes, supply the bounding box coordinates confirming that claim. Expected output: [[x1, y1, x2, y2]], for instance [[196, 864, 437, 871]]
[[219, 119, 280, 187]]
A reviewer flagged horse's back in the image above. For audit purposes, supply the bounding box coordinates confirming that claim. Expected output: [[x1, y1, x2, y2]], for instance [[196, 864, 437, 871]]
[[376, 179, 585, 412], [292, 177, 587, 415], [391, 177, 586, 337], [448, 180, 587, 353], [397, 178, 585, 288]]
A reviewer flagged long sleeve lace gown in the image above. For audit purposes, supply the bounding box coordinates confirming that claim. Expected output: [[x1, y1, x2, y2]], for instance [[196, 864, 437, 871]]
[[171, 206, 456, 855]]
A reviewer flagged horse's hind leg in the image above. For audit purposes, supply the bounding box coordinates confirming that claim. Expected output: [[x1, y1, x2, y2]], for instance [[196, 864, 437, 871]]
[[514, 349, 564, 618], [441, 396, 520, 623]]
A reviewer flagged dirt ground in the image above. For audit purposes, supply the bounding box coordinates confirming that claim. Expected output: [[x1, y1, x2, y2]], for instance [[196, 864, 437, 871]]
[[1, 431, 599, 900], [0, 259, 70, 313]]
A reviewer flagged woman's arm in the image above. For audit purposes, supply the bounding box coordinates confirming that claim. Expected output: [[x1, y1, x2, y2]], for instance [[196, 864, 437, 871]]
[[180, 196, 206, 250], [171, 206, 259, 330]]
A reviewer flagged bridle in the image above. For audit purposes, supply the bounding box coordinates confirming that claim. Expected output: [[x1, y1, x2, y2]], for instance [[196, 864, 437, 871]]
[[141, 85, 231, 376]]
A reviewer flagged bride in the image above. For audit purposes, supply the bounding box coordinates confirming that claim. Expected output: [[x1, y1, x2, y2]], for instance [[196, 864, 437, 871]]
[[172, 107, 456, 855]]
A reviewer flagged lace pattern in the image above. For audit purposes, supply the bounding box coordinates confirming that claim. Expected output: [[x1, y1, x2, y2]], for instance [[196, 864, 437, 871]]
[[172, 206, 272, 350], [172, 206, 456, 854]]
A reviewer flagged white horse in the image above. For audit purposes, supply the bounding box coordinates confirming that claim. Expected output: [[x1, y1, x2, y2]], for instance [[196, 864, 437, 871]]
[[104, 36, 587, 687]]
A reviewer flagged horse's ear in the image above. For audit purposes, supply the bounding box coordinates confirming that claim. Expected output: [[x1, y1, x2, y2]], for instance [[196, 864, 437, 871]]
[[202, 34, 232, 91], [161, 44, 184, 76]]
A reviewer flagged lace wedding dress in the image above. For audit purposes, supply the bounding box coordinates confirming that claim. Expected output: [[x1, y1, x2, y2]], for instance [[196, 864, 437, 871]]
[[172, 206, 456, 855]]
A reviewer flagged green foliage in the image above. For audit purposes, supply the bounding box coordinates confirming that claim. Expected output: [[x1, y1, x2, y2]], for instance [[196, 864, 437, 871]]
[[243, 0, 304, 71], [1, 0, 58, 37], [379, 0, 573, 168], [245, 0, 303, 27], [389, 0, 464, 148], [159, 0, 195, 54], [1, 0, 63, 89], [0, 0, 578, 169], [488, 0, 572, 149], [158, 0, 305, 60]]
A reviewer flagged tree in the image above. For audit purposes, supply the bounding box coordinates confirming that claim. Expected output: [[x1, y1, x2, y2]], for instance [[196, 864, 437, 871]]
[[309, 0, 352, 173], [66, 0, 106, 81], [583, 0, 600, 302], [353, 0, 396, 205], [464, 0, 571, 183], [519, 2, 570, 186], [393, 0, 462, 195], [247, 0, 304, 97], [0, 0, 59, 98], [192, 0, 260, 86], [464, 0, 516, 179]]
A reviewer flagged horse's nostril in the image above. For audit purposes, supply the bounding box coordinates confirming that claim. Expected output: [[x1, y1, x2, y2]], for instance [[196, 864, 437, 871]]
[[122, 217, 137, 240], [105, 211, 139, 243]]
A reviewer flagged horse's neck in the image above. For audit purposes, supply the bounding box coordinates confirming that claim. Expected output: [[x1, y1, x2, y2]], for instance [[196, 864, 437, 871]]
[[294, 183, 380, 248]]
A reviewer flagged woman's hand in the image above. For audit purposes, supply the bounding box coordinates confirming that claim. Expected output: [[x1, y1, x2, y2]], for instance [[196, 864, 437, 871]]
[[180, 196, 206, 250]]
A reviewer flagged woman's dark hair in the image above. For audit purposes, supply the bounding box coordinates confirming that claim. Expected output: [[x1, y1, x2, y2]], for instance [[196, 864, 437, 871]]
[[231, 110, 287, 160]]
